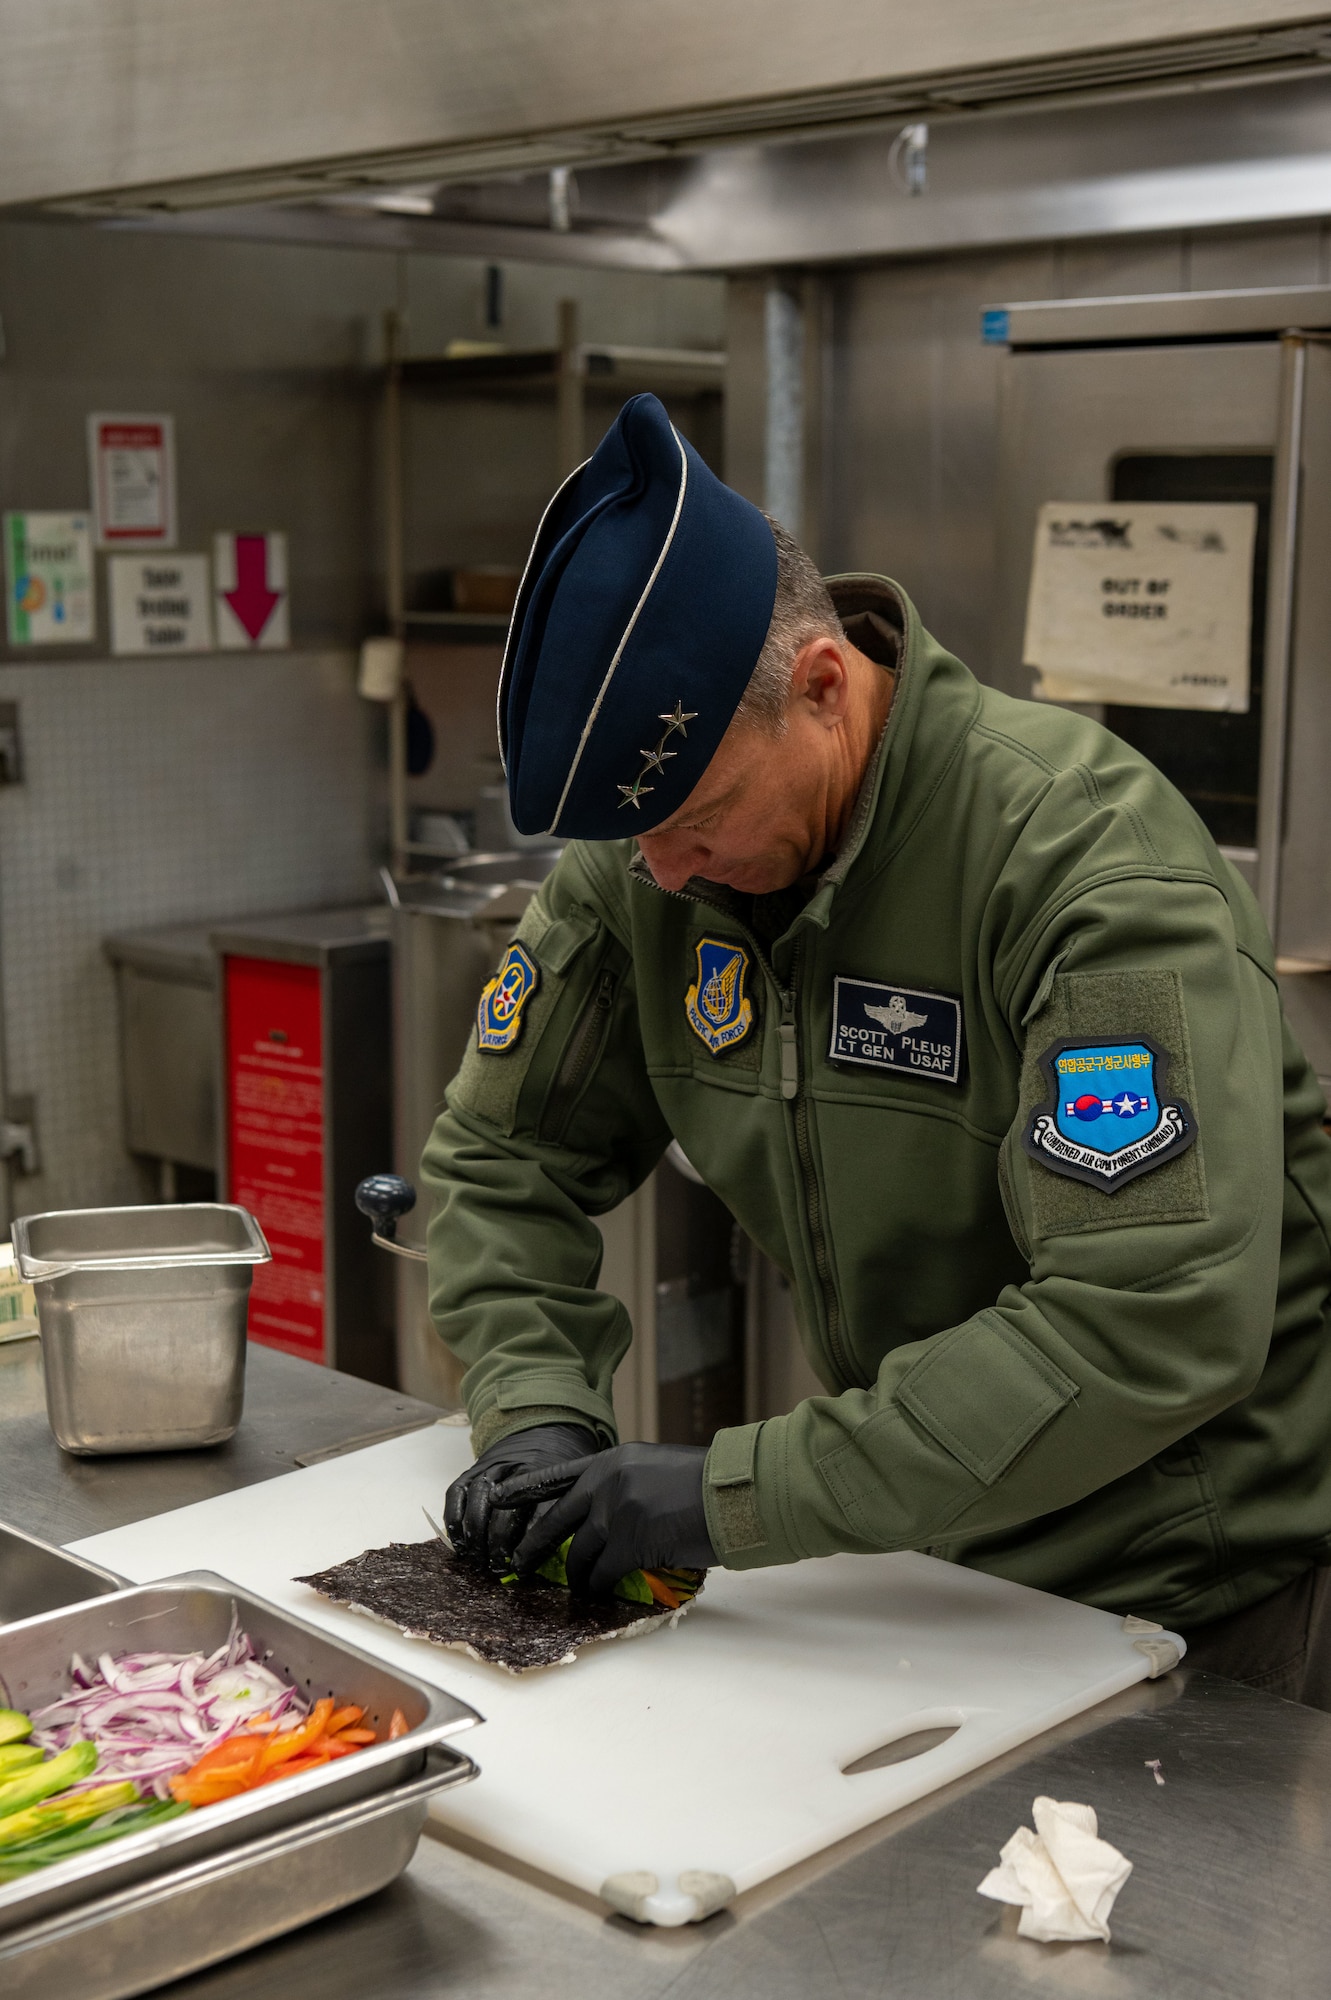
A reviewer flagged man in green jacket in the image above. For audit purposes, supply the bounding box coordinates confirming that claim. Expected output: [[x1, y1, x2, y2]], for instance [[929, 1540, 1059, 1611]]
[[426, 394, 1331, 1699]]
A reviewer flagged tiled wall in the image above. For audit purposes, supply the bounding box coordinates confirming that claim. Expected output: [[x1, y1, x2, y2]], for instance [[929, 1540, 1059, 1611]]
[[0, 651, 379, 1213]]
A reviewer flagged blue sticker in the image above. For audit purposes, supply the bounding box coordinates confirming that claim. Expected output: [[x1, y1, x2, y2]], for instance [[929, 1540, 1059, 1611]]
[[829, 978, 962, 1084], [981, 307, 1010, 345], [1022, 1036, 1196, 1191], [685, 937, 754, 1054], [477, 943, 539, 1054]]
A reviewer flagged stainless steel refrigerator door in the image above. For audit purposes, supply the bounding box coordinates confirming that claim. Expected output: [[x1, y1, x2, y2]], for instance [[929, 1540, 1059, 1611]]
[[1278, 337, 1331, 966]]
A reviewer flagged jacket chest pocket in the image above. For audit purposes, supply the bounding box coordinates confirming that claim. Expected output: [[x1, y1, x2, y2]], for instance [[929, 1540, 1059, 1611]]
[[643, 933, 766, 1091]]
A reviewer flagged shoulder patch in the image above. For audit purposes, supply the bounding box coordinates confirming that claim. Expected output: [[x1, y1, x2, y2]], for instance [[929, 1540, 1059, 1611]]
[[829, 977, 963, 1085], [477, 943, 540, 1054], [685, 937, 754, 1053], [1022, 1035, 1195, 1191]]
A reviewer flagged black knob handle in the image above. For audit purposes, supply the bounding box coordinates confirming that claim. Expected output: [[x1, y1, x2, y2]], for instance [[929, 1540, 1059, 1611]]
[[355, 1174, 417, 1242]]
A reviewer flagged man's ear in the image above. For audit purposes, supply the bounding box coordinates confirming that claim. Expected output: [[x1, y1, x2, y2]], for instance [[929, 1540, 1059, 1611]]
[[791, 636, 851, 725]]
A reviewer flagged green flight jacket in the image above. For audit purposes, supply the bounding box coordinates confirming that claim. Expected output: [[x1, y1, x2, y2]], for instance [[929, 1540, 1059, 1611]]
[[422, 577, 1331, 1630]]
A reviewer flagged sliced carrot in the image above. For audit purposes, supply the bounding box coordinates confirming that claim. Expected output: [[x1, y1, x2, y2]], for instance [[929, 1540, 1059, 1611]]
[[254, 1750, 331, 1787], [644, 1572, 682, 1609], [170, 1771, 249, 1806], [181, 1735, 265, 1778], [169, 1693, 378, 1806], [257, 1696, 336, 1772], [388, 1709, 410, 1740]]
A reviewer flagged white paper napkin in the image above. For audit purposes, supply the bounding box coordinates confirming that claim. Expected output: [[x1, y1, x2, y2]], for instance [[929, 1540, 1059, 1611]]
[[978, 1796, 1132, 1942]]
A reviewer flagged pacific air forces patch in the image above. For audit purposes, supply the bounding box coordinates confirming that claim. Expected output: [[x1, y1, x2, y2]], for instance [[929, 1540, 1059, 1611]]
[[477, 943, 539, 1054], [1023, 1035, 1196, 1191], [685, 937, 754, 1054]]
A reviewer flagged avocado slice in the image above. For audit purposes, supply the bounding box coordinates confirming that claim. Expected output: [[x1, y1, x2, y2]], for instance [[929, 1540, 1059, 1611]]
[[0, 1740, 96, 1819]]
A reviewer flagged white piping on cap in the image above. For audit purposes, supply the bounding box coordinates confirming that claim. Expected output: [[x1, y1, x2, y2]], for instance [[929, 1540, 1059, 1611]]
[[546, 424, 689, 837], [496, 454, 591, 778]]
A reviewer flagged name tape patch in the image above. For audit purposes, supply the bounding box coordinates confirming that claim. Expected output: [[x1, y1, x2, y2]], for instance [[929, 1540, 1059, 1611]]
[[829, 977, 962, 1084], [1022, 1034, 1196, 1191], [477, 942, 539, 1054]]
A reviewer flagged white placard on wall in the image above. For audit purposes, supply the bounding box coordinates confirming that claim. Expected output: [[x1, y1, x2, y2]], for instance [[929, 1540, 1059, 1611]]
[[1023, 501, 1257, 712], [109, 554, 213, 655], [88, 413, 177, 550]]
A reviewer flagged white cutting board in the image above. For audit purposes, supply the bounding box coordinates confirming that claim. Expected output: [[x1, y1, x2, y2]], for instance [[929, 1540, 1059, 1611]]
[[72, 1427, 1181, 1926]]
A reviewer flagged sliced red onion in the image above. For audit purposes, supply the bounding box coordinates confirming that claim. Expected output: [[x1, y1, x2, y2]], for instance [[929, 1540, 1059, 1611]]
[[29, 1627, 312, 1792]]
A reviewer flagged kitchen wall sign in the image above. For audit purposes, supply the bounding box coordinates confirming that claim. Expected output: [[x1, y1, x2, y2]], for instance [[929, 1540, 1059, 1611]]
[[1023, 500, 1257, 712], [88, 413, 177, 550], [109, 553, 213, 654], [214, 531, 289, 650], [3, 511, 95, 645]]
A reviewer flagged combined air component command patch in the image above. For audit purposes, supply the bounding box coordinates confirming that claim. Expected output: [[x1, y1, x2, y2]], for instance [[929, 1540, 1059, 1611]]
[[1023, 1035, 1196, 1191], [685, 937, 754, 1054], [476, 943, 540, 1054]]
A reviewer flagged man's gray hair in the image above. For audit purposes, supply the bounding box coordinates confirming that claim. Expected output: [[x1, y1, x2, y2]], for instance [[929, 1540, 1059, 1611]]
[[733, 515, 844, 736]]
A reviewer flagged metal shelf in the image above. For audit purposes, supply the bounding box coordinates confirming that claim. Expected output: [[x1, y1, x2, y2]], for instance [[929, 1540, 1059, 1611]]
[[381, 304, 723, 870], [402, 611, 510, 637], [395, 344, 724, 397]]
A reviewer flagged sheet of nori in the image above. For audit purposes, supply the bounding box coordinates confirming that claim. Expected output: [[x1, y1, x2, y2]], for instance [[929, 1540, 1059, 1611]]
[[294, 1538, 681, 1672]]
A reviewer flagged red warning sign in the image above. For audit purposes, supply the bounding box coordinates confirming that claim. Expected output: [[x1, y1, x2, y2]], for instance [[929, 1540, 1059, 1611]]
[[224, 955, 326, 1363]]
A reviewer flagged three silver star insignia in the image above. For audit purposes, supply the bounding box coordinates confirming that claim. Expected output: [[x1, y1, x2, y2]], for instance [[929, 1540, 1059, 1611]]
[[617, 703, 700, 809]]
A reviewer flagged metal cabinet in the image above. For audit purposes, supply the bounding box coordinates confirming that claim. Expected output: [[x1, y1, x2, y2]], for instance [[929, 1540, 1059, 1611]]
[[213, 908, 395, 1387], [103, 924, 219, 1199]]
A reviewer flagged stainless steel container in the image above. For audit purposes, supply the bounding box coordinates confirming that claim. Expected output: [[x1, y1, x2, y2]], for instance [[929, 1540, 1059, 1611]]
[[0, 1523, 123, 1626], [11, 1204, 271, 1455], [0, 1742, 476, 2000], [0, 1572, 481, 1936]]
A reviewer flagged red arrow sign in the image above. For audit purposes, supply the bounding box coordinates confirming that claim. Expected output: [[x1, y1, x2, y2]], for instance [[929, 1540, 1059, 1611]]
[[224, 534, 281, 642]]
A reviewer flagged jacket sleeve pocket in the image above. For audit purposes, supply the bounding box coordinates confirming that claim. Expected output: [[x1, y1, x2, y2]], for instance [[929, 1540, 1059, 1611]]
[[894, 1313, 1077, 1486], [448, 901, 599, 1139]]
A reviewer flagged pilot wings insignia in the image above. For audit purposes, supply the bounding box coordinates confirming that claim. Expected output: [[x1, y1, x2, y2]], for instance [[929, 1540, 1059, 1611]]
[[865, 994, 928, 1036]]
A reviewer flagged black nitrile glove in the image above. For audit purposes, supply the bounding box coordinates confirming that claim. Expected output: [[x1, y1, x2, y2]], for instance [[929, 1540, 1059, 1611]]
[[443, 1423, 599, 1573], [497, 1442, 715, 1599]]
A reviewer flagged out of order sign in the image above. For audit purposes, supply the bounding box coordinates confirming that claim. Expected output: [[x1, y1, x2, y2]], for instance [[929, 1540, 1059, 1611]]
[[1022, 501, 1258, 713]]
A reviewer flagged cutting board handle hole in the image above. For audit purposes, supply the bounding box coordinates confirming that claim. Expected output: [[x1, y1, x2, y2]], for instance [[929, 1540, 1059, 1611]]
[[841, 1722, 960, 1775]]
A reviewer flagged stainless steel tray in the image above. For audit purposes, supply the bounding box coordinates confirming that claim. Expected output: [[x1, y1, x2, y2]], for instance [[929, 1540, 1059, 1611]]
[[0, 1573, 480, 1933], [0, 1522, 125, 1626], [0, 1740, 476, 2000]]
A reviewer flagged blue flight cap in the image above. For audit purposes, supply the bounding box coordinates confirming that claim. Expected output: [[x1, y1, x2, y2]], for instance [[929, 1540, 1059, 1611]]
[[499, 393, 778, 840]]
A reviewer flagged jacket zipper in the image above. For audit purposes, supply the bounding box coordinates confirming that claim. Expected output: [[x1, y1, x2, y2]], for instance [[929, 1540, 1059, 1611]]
[[540, 966, 617, 1143], [781, 958, 853, 1389], [640, 867, 854, 1391]]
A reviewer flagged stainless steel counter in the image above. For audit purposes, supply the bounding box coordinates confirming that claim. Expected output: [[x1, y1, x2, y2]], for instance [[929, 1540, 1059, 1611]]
[[0, 1336, 441, 1544], [2, 1340, 1327, 1998]]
